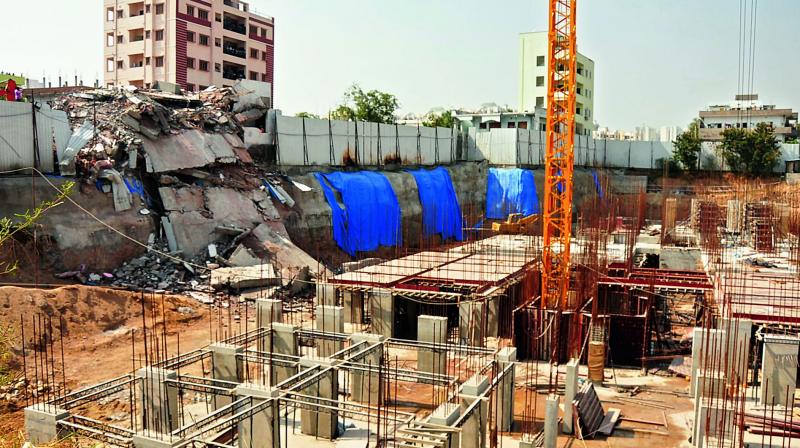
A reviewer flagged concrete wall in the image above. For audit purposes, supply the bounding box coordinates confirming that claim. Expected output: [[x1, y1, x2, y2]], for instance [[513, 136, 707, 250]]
[[276, 115, 455, 167]]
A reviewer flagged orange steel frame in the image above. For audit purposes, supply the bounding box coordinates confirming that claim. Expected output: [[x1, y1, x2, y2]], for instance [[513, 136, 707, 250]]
[[542, 0, 577, 312]]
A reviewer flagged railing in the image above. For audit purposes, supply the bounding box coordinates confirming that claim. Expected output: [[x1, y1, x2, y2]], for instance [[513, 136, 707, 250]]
[[224, 0, 248, 12], [223, 69, 245, 80], [223, 46, 246, 59]]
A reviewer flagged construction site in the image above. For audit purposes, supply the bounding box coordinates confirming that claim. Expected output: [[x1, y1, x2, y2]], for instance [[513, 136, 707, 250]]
[[2, 1, 800, 448]]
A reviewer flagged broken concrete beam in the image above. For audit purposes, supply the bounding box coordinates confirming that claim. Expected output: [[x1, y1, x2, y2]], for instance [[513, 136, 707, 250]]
[[228, 244, 262, 267], [210, 263, 280, 290], [234, 109, 266, 127]]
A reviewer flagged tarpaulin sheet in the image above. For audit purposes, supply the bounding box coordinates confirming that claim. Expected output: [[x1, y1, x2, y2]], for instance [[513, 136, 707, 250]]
[[592, 169, 604, 199], [409, 167, 463, 241], [314, 171, 401, 256], [485, 168, 539, 219]]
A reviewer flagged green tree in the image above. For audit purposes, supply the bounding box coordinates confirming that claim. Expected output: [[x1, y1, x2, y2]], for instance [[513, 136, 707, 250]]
[[295, 112, 320, 119], [720, 123, 781, 176], [672, 121, 702, 171], [330, 84, 399, 124], [423, 111, 456, 128]]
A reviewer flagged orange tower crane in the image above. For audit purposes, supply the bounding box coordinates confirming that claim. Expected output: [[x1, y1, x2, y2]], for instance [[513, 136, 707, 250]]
[[542, 0, 577, 315]]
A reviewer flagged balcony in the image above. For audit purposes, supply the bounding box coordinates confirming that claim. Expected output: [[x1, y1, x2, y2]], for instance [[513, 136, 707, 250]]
[[222, 62, 245, 80], [224, 0, 250, 13], [223, 18, 246, 35]]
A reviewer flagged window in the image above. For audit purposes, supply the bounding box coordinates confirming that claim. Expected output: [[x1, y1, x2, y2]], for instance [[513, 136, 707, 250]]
[[187, 31, 195, 42], [518, 121, 528, 129], [145, 83, 151, 89], [507, 122, 516, 128], [187, 84, 196, 92], [249, 71, 258, 80], [215, 13, 222, 22], [145, 4, 151, 13], [261, 74, 268, 82], [198, 9, 209, 20], [536, 55, 545, 67], [117, 9, 124, 18], [250, 48, 259, 59], [214, 38, 221, 47], [199, 85, 208, 91], [107, 8, 115, 21], [536, 96, 544, 108], [117, 34, 124, 44], [535, 76, 544, 87], [106, 58, 115, 72], [156, 30, 164, 41], [117, 60, 124, 69], [199, 60, 209, 71], [145, 57, 151, 65], [187, 58, 195, 69], [145, 30, 151, 39], [155, 56, 164, 67], [199, 34, 209, 46], [107, 33, 114, 46], [249, 25, 257, 35], [214, 63, 221, 73], [186, 5, 195, 16], [260, 28, 266, 38], [156, 3, 164, 14]]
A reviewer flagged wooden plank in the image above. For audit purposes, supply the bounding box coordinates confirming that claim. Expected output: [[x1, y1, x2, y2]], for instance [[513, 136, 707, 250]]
[[598, 408, 621, 436]]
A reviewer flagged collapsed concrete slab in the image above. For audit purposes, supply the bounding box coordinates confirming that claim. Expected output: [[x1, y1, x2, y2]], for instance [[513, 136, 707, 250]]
[[210, 263, 281, 289]]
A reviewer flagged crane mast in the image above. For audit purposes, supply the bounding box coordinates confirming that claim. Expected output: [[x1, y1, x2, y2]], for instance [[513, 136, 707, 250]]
[[542, 0, 576, 314]]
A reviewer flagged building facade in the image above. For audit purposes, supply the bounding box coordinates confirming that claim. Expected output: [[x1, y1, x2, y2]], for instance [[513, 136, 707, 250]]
[[699, 95, 798, 142], [519, 31, 595, 135], [103, 0, 274, 95]]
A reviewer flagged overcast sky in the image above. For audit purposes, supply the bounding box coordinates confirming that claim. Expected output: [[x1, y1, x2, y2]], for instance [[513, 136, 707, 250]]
[[2, 0, 798, 130]]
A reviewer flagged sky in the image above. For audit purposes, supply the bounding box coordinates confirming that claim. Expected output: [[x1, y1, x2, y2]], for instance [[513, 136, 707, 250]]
[[2, 0, 798, 131]]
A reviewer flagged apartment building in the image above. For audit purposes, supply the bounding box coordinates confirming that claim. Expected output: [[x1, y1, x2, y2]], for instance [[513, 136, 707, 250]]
[[698, 95, 798, 142], [103, 0, 274, 96], [519, 31, 596, 135]]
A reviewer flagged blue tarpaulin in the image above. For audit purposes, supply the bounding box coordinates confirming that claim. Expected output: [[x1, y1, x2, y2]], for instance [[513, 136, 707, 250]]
[[314, 171, 402, 256], [591, 170, 604, 199], [485, 168, 540, 219], [408, 167, 463, 241]]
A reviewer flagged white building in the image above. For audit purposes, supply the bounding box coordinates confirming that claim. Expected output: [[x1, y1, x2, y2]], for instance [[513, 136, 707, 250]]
[[519, 31, 596, 135], [699, 95, 798, 142], [659, 126, 682, 143]]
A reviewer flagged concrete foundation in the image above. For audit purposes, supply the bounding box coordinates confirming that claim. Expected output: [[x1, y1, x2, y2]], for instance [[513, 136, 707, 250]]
[[24, 404, 69, 445], [299, 357, 339, 439], [270, 323, 298, 385], [316, 305, 344, 357], [459, 375, 489, 448], [235, 383, 280, 448], [136, 367, 180, 432], [429, 403, 461, 448], [349, 333, 385, 404], [563, 358, 579, 434], [343, 290, 365, 324], [417, 315, 448, 375], [495, 347, 516, 432], [544, 394, 559, 448], [131, 433, 176, 448], [369, 288, 394, 338], [760, 335, 800, 407], [459, 300, 486, 347]]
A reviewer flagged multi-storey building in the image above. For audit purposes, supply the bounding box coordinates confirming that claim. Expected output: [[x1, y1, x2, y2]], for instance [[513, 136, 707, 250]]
[[698, 95, 798, 142], [103, 0, 274, 95], [519, 31, 596, 135]]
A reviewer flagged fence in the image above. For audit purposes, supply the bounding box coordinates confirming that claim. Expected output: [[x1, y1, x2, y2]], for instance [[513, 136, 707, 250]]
[[0, 101, 71, 173]]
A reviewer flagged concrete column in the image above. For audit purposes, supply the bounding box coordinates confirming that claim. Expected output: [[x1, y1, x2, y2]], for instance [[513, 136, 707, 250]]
[[271, 323, 298, 385], [299, 358, 339, 440], [235, 383, 280, 448], [459, 375, 489, 448], [136, 367, 180, 432], [24, 404, 69, 445], [760, 335, 800, 406], [690, 328, 726, 394], [544, 394, 559, 448], [459, 300, 486, 347], [369, 288, 394, 338], [417, 315, 448, 375], [316, 282, 337, 307], [721, 317, 751, 386], [316, 305, 344, 357], [210, 343, 243, 409], [562, 358, 579, 434], [428, 403, 460, 448], [349, 333, 385, 404], [694, 369, 726, 400], [486, 296, 500, 338], [256, 298, 282, 329], [495, 347, 516, 432], [693, 398, 735, 448], [343, 290, 365, 324]]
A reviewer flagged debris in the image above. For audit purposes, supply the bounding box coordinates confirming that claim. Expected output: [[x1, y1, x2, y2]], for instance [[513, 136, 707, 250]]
[[210, 263, 281, 290], [228, 244, 262, 267]]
